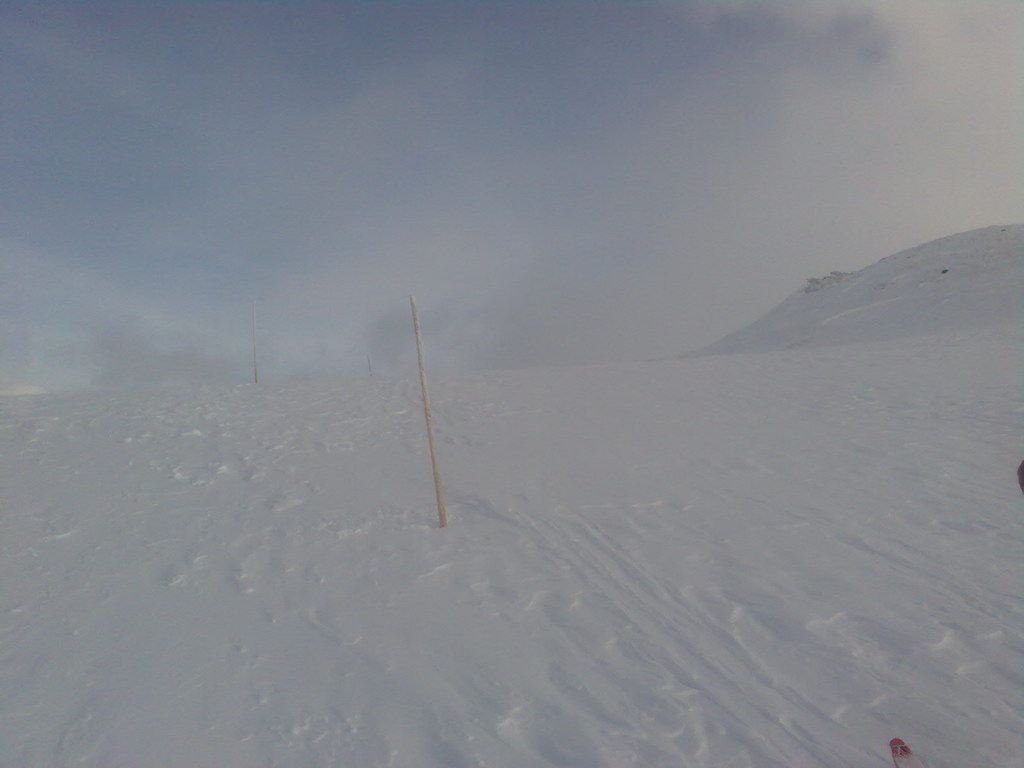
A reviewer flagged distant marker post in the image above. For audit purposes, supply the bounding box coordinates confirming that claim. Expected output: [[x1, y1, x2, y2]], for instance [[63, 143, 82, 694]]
[[251, 301, 259, 385], [410, 295, 447, 528]]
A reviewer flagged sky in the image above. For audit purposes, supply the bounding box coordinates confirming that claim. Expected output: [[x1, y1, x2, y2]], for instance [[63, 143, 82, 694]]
[[2, 0, 1021, 392]]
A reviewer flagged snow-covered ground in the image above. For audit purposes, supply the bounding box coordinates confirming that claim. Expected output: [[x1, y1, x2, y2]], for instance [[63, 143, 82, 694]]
[[1, 226, 1021, 768], [693, 225, 1022, 356]]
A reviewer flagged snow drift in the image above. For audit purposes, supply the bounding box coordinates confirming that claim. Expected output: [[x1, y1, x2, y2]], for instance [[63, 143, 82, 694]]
[[0, 227, 1021, 768]]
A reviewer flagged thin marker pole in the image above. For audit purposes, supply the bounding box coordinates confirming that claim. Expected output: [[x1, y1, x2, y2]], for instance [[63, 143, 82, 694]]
[[251, 301, 259, 385], [410, 295, 447, 528]]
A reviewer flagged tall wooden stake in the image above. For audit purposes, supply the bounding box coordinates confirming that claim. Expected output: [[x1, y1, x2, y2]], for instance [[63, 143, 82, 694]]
[[410, 295, 447, 528], [251, 301, 259, 385]]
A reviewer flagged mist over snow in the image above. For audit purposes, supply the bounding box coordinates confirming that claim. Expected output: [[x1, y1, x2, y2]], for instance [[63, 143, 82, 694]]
[[0, 384, 47, 396], [2, 1, 1022, 762], [0, 225, 1020, 767], [2, 1, 1022, 392]]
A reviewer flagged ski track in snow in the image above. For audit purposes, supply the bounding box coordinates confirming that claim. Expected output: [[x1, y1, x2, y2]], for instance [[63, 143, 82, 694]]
[[1, 324, 1021, 767]]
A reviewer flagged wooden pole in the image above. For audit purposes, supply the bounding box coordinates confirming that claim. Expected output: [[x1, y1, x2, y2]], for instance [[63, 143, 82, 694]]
[[251, 301, 259, 385], [410, 295, 447, 528]]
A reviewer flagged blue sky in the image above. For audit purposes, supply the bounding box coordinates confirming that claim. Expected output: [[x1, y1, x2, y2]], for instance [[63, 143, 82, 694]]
[[2, 1, 1021, 391]]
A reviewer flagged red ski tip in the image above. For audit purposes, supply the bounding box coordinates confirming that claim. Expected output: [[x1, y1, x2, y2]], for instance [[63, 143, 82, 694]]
[[890, 738, 912, 757]]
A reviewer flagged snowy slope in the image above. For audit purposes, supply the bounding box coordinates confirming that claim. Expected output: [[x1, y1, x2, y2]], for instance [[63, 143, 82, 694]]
[[692, 224, 1022, 356], [1, 244, 1022, 767]]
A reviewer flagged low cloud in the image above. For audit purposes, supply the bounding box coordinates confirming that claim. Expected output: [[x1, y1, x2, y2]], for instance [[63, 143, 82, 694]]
[[2, 2, 1020, 389], [88, 323, 241, 391]]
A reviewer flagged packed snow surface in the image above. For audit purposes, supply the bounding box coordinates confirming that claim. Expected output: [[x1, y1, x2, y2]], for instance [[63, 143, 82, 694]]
[[1, 230, 1022, 768]]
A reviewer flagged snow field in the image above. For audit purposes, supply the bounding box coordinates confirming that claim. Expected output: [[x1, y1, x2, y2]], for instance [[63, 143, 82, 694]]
[[1, 320, 1021, 767]]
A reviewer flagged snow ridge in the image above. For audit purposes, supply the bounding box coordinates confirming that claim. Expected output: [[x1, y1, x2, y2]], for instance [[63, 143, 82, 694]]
[[693, 224, 1022, 356]]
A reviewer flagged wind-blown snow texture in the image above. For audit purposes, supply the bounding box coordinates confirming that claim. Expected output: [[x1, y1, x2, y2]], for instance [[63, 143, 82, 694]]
[[1, 226, 1021, 768]]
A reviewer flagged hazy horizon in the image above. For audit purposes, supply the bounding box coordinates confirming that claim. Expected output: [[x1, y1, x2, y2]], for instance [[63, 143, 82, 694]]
[[3, 1, 1021, 391]]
